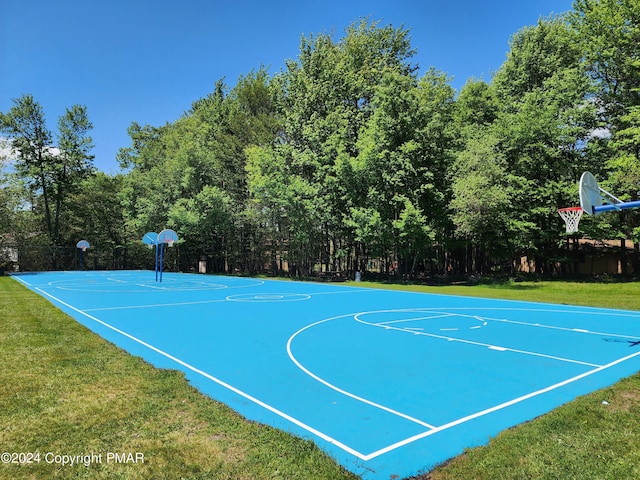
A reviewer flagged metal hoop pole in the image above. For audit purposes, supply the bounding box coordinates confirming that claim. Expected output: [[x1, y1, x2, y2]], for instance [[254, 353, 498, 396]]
[[593, 200, 640, 214], [159, 243, 164, 283]]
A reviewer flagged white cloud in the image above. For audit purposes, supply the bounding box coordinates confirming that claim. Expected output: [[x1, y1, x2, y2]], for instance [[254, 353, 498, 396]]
[[0, 137, 17, 163], [47, 146, 61, 156], [0, 137, 61, 166], [589, 127, 611, 139]]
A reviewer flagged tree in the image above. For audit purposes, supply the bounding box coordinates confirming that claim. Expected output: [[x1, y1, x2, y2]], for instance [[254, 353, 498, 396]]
[[64, 172, 139, 269], [489, 16, 598, 274], [244, 19, 420, 274], [54, 105, 95, 243], [571, 0, 640, 135], [454, 79, 499, 127], [348, 68, 454, 276], [450, 127, 520, 273], [112, 12, 638, 278], [571, 0, 640, 248], [0, 95, 55, 242], [119, 70, 281, 273], [0, 95, 95, 256]]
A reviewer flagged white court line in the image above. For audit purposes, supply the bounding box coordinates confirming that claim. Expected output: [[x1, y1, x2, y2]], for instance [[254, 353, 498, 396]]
[[354, 311, 602, 368], [85, 298, 228, 312], [137, 283, 198, 290], [32, 287, 370, 461], [286, 309, 640, 460], [45, 275, 265, 293], [375, 312, 488, 330], [362, 348, 640, 460], [107, 277, 127, 283], [85, 288, 369, 312], [377, 313, 457, 325], [408, 307, 640, 341], [311, 289, 373, 296], [286, 315, 438, 431], [10, 274, 32, 286], [479, 314, 640, 341]]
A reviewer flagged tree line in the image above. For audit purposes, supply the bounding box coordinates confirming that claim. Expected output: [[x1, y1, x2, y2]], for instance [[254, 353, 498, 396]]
[[2, 1, 640, 278]]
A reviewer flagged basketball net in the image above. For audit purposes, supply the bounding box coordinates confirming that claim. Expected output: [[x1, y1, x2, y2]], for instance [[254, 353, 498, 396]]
[[558, 207, 583, 233]]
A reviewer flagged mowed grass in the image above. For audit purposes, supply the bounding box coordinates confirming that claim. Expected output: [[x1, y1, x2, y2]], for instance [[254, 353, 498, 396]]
[[2, 276, 640, 480], [354, 278, 640, 311], [0, 276, 357, 480]]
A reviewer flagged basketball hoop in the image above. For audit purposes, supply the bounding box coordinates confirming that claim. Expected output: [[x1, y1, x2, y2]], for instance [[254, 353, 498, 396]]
[[558, 207, 583, 233], [154, 229, 179, 283], [76, 240, 90, 251], [158, 228, 178, 248]]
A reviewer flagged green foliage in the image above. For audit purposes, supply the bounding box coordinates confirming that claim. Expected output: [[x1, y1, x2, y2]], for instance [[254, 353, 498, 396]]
[[451, 129, 512, 257], [570, 0, 640, 245], [454, 79, 499, 127], [109, 10, 640, 277], [0, 95, 55, 241], [1, 96, 95, 265], [493, 15, 581, 100], [480, 15, 601, 273], [66, 172, 128, 245], [6, 7, 640, 277]]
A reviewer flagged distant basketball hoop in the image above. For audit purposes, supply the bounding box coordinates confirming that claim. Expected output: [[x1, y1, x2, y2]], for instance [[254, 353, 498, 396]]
[[76, 240, 90, 270], [158, 228, 178, 247], [76, 239, 90, 252], [142, 231, 158, 248], [558, 207, 583, 233], [156, 229, 179, 282]]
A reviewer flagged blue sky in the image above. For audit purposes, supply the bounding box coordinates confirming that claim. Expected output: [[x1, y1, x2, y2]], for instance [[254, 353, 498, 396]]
[[1, 0, 574, 173]]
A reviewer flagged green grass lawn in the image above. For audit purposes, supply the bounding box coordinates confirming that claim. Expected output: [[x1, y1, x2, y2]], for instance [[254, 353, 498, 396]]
[[354, 278, 640, 311], [2, 275, 640, 479]]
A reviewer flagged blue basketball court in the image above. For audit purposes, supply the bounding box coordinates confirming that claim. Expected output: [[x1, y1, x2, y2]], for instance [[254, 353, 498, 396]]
[[11, 271, 640, 479]]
